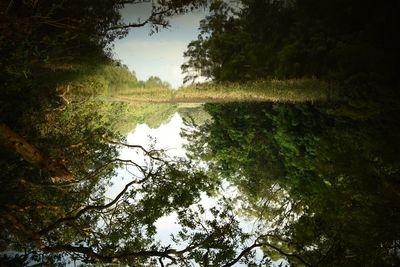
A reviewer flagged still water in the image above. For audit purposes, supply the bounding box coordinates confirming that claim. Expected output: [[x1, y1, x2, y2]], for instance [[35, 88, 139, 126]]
[[106, 100, 400, 266], [1, 101, 399, 266], [107, 111, 286, 267]]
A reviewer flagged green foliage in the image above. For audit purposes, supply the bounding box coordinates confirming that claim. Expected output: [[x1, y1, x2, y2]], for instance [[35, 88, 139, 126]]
[[114, 103, 178, 134], [183, 101, 400, 266], [145, 76, 171, 89], [62, 62, 172, 96], [2, 0, 399, 265], [0, 97, 121, 247], [182, 0, 399, 99], [177, 104, 212, 126]]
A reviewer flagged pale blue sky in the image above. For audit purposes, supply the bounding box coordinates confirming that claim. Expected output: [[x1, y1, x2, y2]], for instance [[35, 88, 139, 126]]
[[113, 3, 207, 88], [106, 112, 282, 266]]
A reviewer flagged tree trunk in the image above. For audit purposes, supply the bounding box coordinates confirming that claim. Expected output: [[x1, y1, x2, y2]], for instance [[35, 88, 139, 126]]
[[0, 123, 74, 183]]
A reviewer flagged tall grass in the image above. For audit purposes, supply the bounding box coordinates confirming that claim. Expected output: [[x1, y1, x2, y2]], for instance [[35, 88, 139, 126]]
[[111, 87, 174, 102], [107, 79, 334, 103], [175, 79, 333, 102]]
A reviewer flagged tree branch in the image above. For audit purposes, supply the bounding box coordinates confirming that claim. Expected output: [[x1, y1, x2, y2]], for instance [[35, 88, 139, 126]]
[[105, 8, 171, 32], [263, 242, 313, 267], [105, 139, 170, 164], [0, 123, 74, 183], [118, 0, 151, 5], [222, 242, 263, 267], [38, 167, 155, 236], [82, 157, 148, 182]]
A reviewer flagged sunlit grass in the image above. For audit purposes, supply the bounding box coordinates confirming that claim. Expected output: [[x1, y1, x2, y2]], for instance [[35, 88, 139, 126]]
[[111, 87, 174, 102], [175, 79, 333, 102], [107, 79, 335, 103]]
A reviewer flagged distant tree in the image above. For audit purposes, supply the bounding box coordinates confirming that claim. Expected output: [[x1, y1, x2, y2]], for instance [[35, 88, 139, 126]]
[[145, 76, 171, 88]]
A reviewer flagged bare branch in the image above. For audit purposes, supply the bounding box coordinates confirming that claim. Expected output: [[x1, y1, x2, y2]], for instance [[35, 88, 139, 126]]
[[105, 8, 171, 32], [38, 167, 155, 236], [105, 139, 170, 163], [82, 157, 147, 182], [159, 257, 165, 267], [262, 242, 313, 267], [222, 242, 263, 267]]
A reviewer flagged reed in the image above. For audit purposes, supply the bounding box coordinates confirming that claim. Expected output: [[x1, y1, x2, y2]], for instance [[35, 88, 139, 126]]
[[107, 79, 334, 103]]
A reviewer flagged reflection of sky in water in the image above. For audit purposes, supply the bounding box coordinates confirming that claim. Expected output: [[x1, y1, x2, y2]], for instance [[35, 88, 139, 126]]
[[107, 113, 210, 247], [107, 113, 186, 199], [106, 112, 287, 266]]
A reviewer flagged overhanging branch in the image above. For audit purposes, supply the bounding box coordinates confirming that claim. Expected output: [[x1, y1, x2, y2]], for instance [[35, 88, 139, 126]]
[[105, 8, 171, 32], [263, 242, 313, 267], [222, 242, 263, 267], [38, 166, 156, 236]]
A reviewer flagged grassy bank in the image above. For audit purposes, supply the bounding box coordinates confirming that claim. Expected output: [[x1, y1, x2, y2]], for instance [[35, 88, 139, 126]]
[[107, 79, 334, 103]]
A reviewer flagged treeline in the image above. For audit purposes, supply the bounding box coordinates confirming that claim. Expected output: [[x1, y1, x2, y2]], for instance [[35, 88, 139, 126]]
[[70, 62, 171, 96], [182, 0, 399, 98]]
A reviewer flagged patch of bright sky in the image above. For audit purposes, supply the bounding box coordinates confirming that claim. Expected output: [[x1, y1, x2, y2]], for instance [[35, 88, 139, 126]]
[[107, 113, 185, 198], [113, 3, 207, 88], [106, 113, 216, 248], [105, 112, 288, 266]]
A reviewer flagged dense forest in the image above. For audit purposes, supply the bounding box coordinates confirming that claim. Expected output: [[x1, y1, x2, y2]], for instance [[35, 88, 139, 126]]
[[183, 101, 400, 266], [183, 0, 399, 86], [182, 0, 400, 266], [1, 0, 399, 266], [180, 0, 400, 265]]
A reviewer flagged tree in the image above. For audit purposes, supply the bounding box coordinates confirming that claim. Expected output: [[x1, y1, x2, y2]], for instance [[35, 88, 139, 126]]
[[0, 0, 210, 183], [0, 1, 278, 265], [182, 0, 400, 97], [0, 128, 268, 265], [145, 76, 171, 88], [182, 101, 400, 266]]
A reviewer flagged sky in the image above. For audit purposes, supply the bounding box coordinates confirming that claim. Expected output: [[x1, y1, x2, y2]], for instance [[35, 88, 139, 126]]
[[106, 113, 216, 248], [104, 112, 283, 266], [113, 3, 207, 88], [107, 113, 186, 199], [105, 113, 235, 246], [106, 114, 185, 245], [105, 113, 252, 254]]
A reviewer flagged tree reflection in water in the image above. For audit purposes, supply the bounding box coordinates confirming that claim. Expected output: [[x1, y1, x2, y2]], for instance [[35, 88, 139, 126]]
[[183, 100, 400, 266], [1, 99, 400, 266]]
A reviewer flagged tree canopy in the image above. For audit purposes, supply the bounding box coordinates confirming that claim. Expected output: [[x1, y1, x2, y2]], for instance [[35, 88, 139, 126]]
[[1, 0, 400, 266], [183, 100, 400, 266], [182, 0, 399, 94]]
